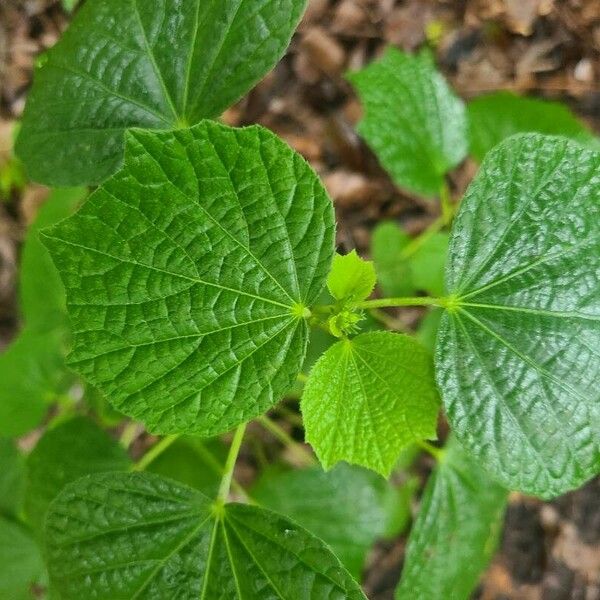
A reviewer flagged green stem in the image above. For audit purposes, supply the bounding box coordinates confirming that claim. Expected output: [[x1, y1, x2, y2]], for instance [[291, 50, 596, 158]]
[[257, 415, 315, 466], [119, 421, 140, 449], [357, 296, 447, 310], [132, 434, 180, 471], [369, 308, 408, 331], [417, 440, 443, 461], [217, 423, 247, 503], [399, 214, 446, 260]]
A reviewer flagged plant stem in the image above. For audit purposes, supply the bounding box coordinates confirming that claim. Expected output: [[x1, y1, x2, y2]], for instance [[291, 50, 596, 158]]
[[357, 296, 446, 310], [257, 415, 315, 466], [368, 308, 408, 331], [119, 421, 140, 449], [399, 214, 446, 260], [417, 440, 443, 461], [217, 423, 247, 503], [132, 434, 180, 471]]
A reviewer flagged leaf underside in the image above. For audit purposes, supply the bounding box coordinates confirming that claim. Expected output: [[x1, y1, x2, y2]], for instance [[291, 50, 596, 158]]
[[16, 0, 307, 185], [348, 48, 468, 198], [43, 121, 334, 437], [45, 472, 366, 599], [396, 438, 507, 600], [437, 133, 600, 498], [302, 331, 440, 477]]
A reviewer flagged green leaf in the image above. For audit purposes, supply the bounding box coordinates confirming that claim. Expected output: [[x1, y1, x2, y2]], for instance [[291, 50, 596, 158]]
[[437, 133, 600, 497], [371, 222, 449, 297], [252, 462, 408, 577], [0, 439, 26, 518], [24, 416, 131, 534], [396, 438, 507, 600], [43, 121, 335, 436], [17, 0, 307, 186], [468, 91, 600, 162], [147, 437, 227, 497], [45, 472, 366, 599], [20, 187, 86, 332], [302, 331, 440, 477], [0, 517, 44, 600], [0, 330, 66, 437], [371, 221, 414, 297], [327, 250, 377, 304], [348, 48, 468, 198]]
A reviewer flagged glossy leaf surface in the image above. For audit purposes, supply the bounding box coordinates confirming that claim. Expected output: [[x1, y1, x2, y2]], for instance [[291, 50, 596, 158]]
[[17, 0, 307, 185], [45, 472, 366, 599], [302, 332, 439, 477], [437, 134, 600, 497], [43, 122, 334, 436]]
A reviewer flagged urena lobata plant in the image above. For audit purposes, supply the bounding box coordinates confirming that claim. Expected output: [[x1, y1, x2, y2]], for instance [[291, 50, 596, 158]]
[[2, 1, 599, 598]]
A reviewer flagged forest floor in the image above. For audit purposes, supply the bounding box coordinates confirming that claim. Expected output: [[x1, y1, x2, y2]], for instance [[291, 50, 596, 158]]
[[1, 1, 599, 598]]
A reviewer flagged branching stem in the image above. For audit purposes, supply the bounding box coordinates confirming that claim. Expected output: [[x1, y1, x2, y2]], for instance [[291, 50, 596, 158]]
[[357, 296, 447, 310], [132, 434, 180, 471], [217, 423, 247, 503], [257, 415, 315, 466]]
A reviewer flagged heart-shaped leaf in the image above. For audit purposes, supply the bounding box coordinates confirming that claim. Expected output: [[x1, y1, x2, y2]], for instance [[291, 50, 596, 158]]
[[17, 0, 307, 186], [302, 332, 440, 477], [437, 134, 600, 498], [43, 121, 334, 436], [45, 472, 366, 599]]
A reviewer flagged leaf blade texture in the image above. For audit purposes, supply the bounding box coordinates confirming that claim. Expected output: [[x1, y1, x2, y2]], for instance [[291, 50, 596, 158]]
[[348, 48, 468, 198], [327, 250, 377, 304], [302, 331, 440, 477], [43, 121, 335, 436], [395, 438, 507, 600], [437, 133, 600, 497], [44, 472, 366, 599], [16, 0, 307, 185], [468, 91, 600, 162]]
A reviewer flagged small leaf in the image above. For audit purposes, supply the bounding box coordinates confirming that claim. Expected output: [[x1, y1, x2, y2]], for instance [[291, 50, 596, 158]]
[[438, 134, 600, 497], [0, 439, 26, 518], [0, 330, 66, 437], [45, 472, 366, 599], [396, 438, 507, 600], [25, 416, 131, 534], [43, 121, 334, 436], [327, 250, 377, 304], [348, 48, 468, 198], [0, 517, 44, 600], [20, 187, 86, 332], [17, 0, 308, 185], [468, 91, 600, 162], [252, 462, 409, 577], [302, 331, 440, 477]]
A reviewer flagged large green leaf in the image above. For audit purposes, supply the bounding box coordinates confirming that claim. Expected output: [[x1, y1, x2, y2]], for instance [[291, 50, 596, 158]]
[[252, 463, 409, 577], [17, 0, 307, 186], [45, 472, 366, 599], [0, 517, 44, 600], [302, 331, 439, 477], [348, 48, 468, 198], [43, 121, 334, 436], [468, 91, 600, 162], [24, 416, 131, 534], [0, 439, 26, 518], [437, 134, 600, 497], [395, 438, 507, 600]]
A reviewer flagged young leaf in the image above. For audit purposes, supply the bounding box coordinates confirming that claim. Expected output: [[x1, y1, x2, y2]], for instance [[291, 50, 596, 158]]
[[43, 121, 335, 436], [24, 416, 131, 534], [348, 48, 468, 198], [45, 472, 366, 599], [17, 0, 307, 186], [301, 331, 439, 477], [20, 187, 86, 332], [327, 250, 377, 304], [396, 438, 507, 600], [0, 330, 66, 437], [252, 462, 409, 577], [0, 517, 44, 600], [0, 439, 26, 518], [468, 91, 600, 162], [437, 134, 600, 498]]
